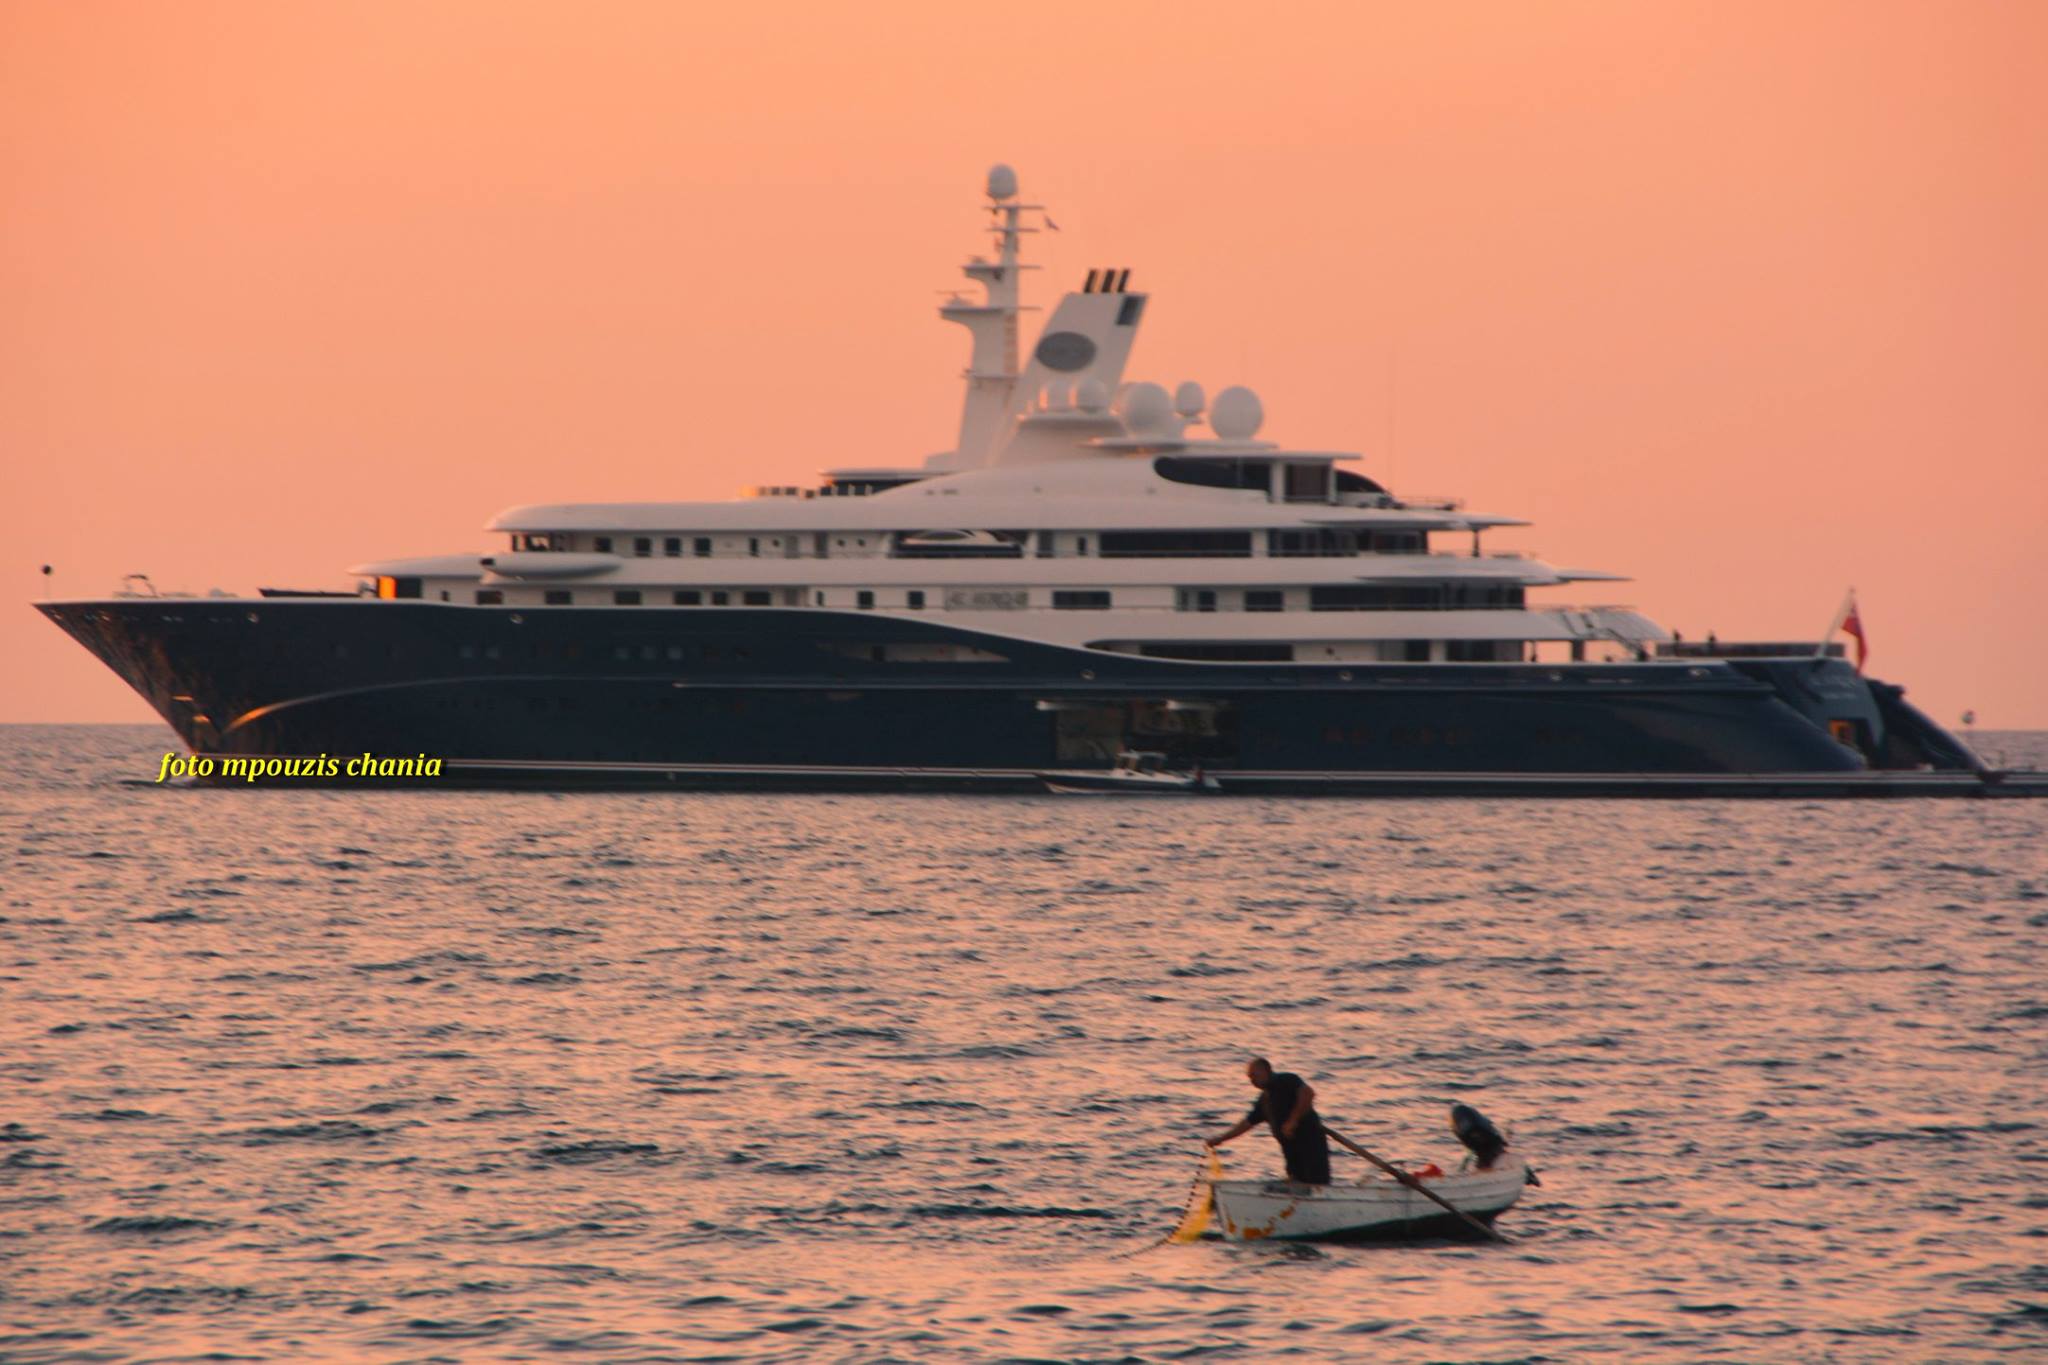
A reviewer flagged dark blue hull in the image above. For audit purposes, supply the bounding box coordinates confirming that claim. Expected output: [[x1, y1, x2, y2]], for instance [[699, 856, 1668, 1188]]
[[39, 599, 1980, 789]]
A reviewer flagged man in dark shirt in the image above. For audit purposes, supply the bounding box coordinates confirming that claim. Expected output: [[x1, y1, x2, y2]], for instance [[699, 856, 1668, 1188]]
[[1204, 1057, 1332, 1186]]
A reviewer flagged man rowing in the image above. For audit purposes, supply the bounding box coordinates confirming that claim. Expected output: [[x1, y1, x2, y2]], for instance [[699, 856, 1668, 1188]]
[[1204, 1056, 1331, 1187]]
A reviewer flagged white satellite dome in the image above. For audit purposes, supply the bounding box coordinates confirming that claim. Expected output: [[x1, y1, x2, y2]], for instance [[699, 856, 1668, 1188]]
[[1210, 385, 1264, 440], [1115, 381, 1174, 434], [1073, 378, 1109, 413], [986, 164, 1018, 200], [1173, 381, 1206, 420]]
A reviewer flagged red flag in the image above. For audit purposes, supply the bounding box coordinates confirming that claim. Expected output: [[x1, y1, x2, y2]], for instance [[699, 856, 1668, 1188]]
[[1840, 596, 1868, 672]]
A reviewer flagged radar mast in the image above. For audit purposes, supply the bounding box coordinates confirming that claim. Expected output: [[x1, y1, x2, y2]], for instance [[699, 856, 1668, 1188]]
[[939, 164, 1043, 468]]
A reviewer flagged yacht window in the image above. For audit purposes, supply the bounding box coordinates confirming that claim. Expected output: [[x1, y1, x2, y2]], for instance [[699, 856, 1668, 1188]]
[[1116, 295, 1145, 326], [1076, 537, 1089, 556], [907, 590, 925, 609], [595, 537, 613, 553], [674, 590, 702, 605], [614, 589, 642, 605], [1054, 590, 1111, 610], [815, 591, 825, 606], [1101, 531, 1251, 558], [1138, 642, 1292, 661], [545, 589, 572, 605], [476, 589, 503, 605], [664, 537, 681, 557], [1036, 531, 1055, 558], [1270, 528, 1362, 557], [814, 532, 830, 557], [1284, 463, 1331, 501], [1153, 456, 1272, 491], [749, 538, 760, 557], [694, 537, 712, 557], [1245, 590, 1284, 612], [1195, 590, 1216, 612], [634, 537, 652, 557], [742, 590, 772, 606], [1445, 584, 1527, 608], [857, 590, 875, 609], [1311, 585, 1445, 610], [711, 591, 730, 606]]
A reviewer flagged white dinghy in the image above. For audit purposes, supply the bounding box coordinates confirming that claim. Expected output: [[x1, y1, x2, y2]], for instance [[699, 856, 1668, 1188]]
[[1207, 1160, 1533, 1242], [1037, 750, 1222, 794]]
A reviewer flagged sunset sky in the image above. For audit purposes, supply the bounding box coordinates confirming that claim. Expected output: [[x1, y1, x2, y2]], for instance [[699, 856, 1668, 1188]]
[[4, 1, 2044, 726]]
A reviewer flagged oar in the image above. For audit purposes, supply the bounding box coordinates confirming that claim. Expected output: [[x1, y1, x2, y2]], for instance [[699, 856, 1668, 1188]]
[[1322, 1125, 1509, 1244]]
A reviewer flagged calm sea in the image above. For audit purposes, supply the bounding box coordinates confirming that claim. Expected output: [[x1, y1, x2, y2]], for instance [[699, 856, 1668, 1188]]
[[3, 725, 2044, 1362]]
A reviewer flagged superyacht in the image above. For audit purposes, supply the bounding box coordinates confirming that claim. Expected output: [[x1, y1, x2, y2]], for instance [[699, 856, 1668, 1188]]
[[41, 165, 1993, 792]]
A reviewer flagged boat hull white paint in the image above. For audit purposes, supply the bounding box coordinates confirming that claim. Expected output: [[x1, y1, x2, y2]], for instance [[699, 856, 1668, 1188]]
[[1209, 1161, 1532, 1241]]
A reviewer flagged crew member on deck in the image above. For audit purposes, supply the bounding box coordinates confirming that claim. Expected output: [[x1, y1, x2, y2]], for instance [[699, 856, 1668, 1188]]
[[1204, 1057, 1331, 1187]]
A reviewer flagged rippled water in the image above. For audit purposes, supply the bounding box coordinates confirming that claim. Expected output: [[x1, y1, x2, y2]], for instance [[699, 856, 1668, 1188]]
[[3, 725, 2044, 1362]]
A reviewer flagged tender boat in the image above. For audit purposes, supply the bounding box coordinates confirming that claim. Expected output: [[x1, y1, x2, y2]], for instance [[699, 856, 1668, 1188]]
[[1037, 749, 1222, 794], [1208, 1161, 1533, 1241]]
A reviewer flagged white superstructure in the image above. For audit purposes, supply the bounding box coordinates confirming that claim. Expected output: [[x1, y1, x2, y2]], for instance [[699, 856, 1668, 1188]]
[[352, 166, 1660, 667]]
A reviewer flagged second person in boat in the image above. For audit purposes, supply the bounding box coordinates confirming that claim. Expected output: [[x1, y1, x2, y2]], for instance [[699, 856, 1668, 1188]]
[[1204, 1056, 1331, 1187]]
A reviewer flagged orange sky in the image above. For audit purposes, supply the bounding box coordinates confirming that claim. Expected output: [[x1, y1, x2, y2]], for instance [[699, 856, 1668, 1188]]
[[4, 0, 2044, 726]]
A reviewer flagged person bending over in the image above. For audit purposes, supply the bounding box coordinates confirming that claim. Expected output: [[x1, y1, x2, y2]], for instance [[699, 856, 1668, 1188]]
[[1204, 1056, 1331, 1187]]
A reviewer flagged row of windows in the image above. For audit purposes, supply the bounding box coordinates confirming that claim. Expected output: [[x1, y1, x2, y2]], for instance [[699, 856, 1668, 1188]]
[[1131, 640, 1525, 663], [470, 584, 1529, 611], [1176, 589, 1285, 612], [512, 527, 1433, 560], [1310, 585, 1527, 610]]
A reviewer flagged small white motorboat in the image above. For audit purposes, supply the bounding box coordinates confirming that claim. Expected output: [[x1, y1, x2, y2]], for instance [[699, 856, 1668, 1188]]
[[1037, 750, 1223, 794], [1207, 1160, 1534, 1241]]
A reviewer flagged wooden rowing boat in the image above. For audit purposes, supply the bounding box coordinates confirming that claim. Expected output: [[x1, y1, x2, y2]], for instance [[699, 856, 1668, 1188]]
[[1207, 1160, 1533, 1241]]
